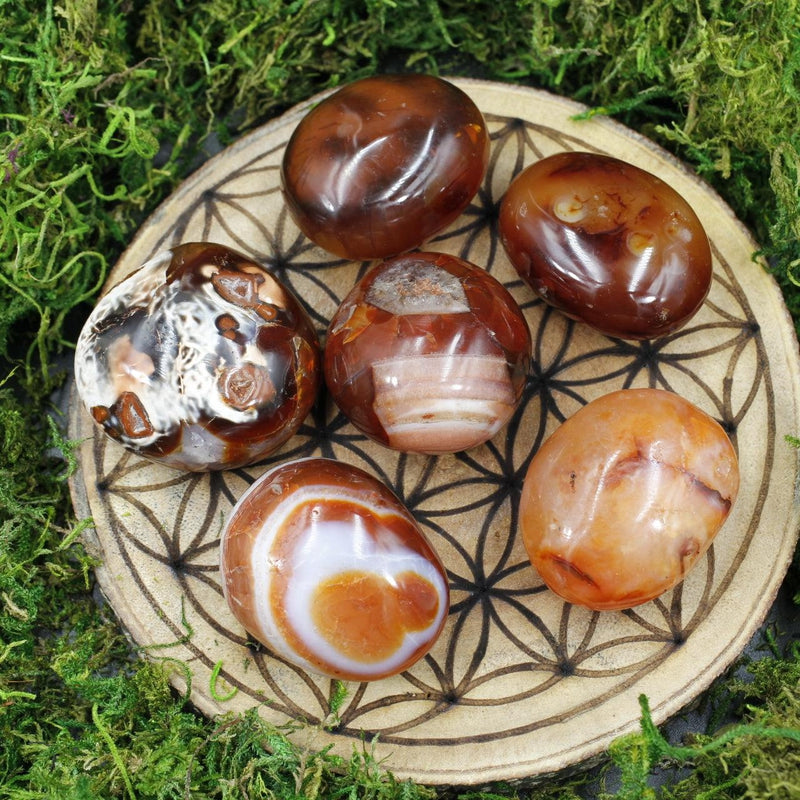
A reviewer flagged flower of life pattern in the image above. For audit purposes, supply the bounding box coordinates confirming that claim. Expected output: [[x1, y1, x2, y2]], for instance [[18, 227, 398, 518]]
[[73, 82, 797, 784]]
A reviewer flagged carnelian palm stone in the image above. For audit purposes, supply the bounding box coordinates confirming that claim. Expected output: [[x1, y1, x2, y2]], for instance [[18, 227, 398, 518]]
[[520, 389, 740, 611], [74, 242, 321, 471], [281, 74, 490, 260], [499, 152, 712, 340], [324, 251, 532, 454], [220, 458, 449, 681]]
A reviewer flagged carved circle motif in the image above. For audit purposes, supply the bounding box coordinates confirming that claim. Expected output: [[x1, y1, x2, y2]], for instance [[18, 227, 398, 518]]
[[69, 80, 800, 785]]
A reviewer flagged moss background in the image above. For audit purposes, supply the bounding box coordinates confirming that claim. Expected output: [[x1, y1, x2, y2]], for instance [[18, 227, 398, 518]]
[[1, 1, 799, 797]]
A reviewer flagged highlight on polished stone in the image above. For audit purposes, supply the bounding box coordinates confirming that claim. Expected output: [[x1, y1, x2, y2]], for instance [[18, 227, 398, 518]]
[[324, 251, 532, 454], [520, 388, 740, 611], [219, 458, 449, 682], [499, 151, 712, 340], [281, 73, 490, 260], [74, 242, 321, 471]]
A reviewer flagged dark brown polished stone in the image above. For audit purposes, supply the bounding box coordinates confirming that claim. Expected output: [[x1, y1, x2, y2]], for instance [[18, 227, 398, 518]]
[[499, 152, 712, 340], [281, 74, 490, 260]]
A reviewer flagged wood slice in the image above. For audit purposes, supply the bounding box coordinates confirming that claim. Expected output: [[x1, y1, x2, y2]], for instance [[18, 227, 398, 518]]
[[68, 79, 800, 786]]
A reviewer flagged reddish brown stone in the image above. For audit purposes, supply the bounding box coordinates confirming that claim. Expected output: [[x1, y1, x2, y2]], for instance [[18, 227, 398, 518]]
[[281, 74, 489, 260], [324, 251, 531, 453], [499, 152, 712, 339]]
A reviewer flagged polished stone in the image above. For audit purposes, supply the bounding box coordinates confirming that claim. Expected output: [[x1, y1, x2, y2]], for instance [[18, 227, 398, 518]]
[[219, 458, 449, 681], [74, 242, 321, 471], [281, 74, 489, 260], [520, 388, 740, 610], [324, 251, 531, 453], [499, 151, 712, 340]]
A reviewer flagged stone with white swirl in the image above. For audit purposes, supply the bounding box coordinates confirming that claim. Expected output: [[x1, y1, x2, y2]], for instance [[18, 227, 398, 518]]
[[219, 458, 449, 682]]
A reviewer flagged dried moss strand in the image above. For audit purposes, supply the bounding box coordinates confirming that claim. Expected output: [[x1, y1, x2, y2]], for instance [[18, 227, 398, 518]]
[[0, 1, 798, 798], [638, 693, 800, 761], [91, 703, 138, 800]]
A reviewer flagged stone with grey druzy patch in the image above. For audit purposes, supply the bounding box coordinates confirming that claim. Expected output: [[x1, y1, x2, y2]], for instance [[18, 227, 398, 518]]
[[324, 251, 531, 454], [366, 258, 470, 315]]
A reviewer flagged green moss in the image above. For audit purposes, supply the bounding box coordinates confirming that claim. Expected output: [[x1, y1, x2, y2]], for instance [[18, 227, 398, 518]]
[[1, 0, 799, 797]]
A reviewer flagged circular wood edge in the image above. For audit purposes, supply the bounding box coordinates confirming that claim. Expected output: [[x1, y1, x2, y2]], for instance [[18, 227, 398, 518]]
[[67, 78, 800, 785]]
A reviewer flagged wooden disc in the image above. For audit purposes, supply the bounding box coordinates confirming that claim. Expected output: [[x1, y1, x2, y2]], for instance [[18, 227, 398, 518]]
[[68, 80, 800, 785]]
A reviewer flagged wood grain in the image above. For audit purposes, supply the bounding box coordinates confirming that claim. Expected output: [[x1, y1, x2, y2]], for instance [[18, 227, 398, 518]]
[[69, 80, 800, 785]]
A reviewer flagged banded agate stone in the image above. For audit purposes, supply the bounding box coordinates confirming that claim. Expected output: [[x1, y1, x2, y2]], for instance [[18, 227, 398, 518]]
[[219, 458, 449, 681], [324, 252, 532, 454]]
